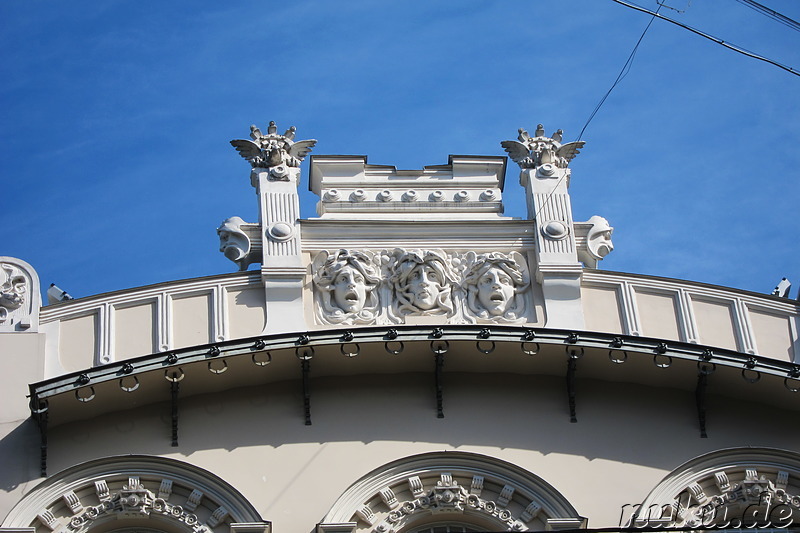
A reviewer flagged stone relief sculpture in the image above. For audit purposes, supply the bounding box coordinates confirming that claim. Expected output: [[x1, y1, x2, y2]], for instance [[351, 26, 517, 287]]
[[0, 257, 40, 332], [309, 249, 534, 325], [501, 124, 584, 169], [462, 252, 530, 322], [230, 121, 317, 181], [389, 249, 457, 318], [217, 217, 252, 271], [586, 215, 614, 262], [577, 215, 614, 269], [312, 249, 381, 325], [0, 263, 26, 324]]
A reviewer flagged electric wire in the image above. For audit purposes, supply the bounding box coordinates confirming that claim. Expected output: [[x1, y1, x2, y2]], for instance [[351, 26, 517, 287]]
[[732, 0, 800, 33], [577, 3, 662, 142], [610, 0, 800, 77], [533, 4, 662, 222]]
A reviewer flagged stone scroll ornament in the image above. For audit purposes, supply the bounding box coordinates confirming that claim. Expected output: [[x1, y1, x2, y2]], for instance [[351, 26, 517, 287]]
[[388, 249, 458, 319], [586, 215, 614, 262], [312, 250, 382, 325], [230, 121, 316, 181], [0, 262, 26, 324], [501, 124, 584, 169], [462, 251, 530, 322], [216, 216, 252, 271]]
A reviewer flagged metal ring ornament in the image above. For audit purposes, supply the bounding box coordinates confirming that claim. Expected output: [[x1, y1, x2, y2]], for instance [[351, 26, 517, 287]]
[[609, 350, 628, 364], [566, 345, 584, 359], [430, 339, 449, 354], [698, 361, 716, 375], [476, 340, 495, 354], [654, 353, 672, 368], [208, 359, 228, 374], [296, 345, 314, 361], [521, 342, 540, 356], [785, 376, 800, 393], [340, 342, 360, 358], [165, 368, 185, 382], [742, 367, 761, 384], [75, 386, 96, 402], [119, 375, 140, 392], [252, 351, 272, 366], [385, 341, 404, 355]]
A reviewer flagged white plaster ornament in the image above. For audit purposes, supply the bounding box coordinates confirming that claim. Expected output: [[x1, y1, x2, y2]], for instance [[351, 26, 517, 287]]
[[389, 249, 457, 318], [230, 121, 316, 180], [312, 250, 381, 325], [462, 251, 530, 322], [217, 217, 252, 271], [501, 124, 585, 169]]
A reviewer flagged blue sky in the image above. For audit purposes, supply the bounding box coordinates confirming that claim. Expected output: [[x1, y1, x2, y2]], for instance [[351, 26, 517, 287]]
[[2, 0, 799, 301]]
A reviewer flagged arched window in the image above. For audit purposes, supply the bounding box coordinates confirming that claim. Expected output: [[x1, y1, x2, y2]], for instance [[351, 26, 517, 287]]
[[1, 455, 269, 533], [317, 451, 584, 532], [631, 447, 800, 529]]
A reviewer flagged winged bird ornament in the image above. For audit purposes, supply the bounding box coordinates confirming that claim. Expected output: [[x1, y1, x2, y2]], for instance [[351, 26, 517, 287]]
[[501, 125, 584, 169], [230, 122, 317, 180]]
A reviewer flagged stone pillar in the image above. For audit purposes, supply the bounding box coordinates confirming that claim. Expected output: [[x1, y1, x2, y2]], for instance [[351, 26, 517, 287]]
[[253, 166, 306, 334], [502, 126, 586, 329], [226, 122, 317, 334]]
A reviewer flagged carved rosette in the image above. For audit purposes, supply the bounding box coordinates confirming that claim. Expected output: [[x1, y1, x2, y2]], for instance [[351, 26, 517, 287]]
[[310, 249, 534, 325]]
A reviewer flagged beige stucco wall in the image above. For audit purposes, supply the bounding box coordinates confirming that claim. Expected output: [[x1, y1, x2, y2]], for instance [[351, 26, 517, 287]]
[[25, 372, 799, 532], [0, 333, 47, 521]]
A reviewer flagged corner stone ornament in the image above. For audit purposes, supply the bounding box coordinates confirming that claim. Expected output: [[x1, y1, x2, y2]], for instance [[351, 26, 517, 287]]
[[230, 121, 317, 180], [501, 124, 584, 170]]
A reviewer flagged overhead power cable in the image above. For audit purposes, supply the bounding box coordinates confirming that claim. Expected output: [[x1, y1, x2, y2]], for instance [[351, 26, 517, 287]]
[[609, 0, 800, 77], [577, 3, 662, 142], [733, 0, 800, 33]]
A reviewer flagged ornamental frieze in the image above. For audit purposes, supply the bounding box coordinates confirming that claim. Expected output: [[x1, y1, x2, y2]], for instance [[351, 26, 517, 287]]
[[311, 248, 532, 326]]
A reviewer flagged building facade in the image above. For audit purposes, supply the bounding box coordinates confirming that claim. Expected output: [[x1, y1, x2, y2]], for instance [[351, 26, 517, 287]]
[[1, 123, 799, 533]]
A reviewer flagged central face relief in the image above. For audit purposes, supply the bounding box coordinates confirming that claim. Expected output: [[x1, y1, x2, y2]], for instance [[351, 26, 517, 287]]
[[477, 267, 515, 316], [333, 266, 367, 313], [408, 265, 441, 310]]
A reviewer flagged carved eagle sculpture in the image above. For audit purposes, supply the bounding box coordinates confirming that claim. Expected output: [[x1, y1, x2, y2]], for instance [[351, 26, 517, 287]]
[[501, 125, 584, 169], [230, 122, 317, 170]]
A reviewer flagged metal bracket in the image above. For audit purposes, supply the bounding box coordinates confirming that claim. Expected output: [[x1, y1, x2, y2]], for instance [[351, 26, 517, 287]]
[[435, 352, 444, 418], [37, 408, 48, 477], [170, 379, 179, 446], [567, 358, 578, 423], [695, 371, 708, 438], [302, 359, 311, 425]]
